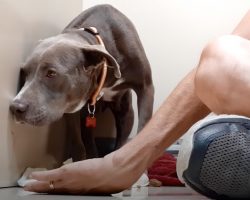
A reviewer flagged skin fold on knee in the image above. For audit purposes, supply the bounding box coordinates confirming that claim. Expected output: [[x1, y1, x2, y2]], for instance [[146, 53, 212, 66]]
[[195, 35, 250, 116]]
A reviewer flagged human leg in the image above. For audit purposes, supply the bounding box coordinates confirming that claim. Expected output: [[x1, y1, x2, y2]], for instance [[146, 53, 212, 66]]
[[178, 35, 250, 199], [195, 34, 250, 116]]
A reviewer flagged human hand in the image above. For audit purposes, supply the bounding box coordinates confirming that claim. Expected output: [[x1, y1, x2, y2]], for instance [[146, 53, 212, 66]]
[[24, 152, 137, 194]]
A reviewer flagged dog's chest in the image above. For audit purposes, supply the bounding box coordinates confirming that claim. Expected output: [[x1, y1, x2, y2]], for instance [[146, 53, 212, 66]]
[[101, 79, 124, 101]]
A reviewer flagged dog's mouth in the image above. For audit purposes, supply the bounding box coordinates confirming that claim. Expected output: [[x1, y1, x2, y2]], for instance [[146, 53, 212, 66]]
[[25, 113, 48, 126], [13, 108, 50, 126], [14, 114, 47, 126]]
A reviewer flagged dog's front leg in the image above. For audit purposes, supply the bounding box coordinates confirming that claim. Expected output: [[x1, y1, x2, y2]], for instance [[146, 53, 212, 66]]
[[65, 111, 86, 161], [134, 84, 154, 132], [110, 90, 134, 149], [80, 107, 99, 158]]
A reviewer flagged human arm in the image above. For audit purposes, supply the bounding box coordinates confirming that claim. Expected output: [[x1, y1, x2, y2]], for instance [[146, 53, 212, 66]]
[[24, 68, 209, 194]]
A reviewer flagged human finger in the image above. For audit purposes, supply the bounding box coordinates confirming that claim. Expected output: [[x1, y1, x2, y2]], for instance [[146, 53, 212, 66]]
[[29, 168, 64, 182], [24, 179, 89, 194], [24, 180, 55, 193]]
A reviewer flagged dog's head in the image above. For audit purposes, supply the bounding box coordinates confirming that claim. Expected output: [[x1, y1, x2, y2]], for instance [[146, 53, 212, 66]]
[[10, 32, 121, 126]]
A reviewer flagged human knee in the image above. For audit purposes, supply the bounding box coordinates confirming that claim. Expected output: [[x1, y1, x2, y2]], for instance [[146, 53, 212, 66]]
[[196, 35, 241, 79], [195, 35, 243, 113]]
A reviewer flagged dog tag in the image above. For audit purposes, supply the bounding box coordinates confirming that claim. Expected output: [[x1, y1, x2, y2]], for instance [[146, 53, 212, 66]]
[[86, 116, 96, 128]]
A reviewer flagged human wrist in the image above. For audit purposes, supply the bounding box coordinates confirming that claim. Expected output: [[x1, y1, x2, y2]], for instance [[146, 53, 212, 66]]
[[111, 136, 163, 176], [100, 145, 149, 189]]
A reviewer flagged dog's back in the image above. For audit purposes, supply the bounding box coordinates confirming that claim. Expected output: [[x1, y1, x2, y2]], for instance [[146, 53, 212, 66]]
[[64, 4, 152, 82]]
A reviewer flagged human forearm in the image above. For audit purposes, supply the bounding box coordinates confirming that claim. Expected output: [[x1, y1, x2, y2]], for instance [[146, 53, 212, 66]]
[[233, 10, 250, 39], [113, 69, 210, 183]]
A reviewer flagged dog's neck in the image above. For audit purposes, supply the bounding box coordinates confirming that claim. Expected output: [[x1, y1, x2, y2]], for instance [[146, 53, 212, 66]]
[[68, 29, 97, 45], [73, 27, 102, 46], [68, 27, 121, 104], [80, 27, 108, 106]]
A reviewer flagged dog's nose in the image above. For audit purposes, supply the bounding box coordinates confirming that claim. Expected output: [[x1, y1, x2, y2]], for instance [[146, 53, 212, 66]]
[[10, 100, 29, 115]]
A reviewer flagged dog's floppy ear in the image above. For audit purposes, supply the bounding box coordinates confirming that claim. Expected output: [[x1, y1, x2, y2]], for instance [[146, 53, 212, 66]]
[[81, 44, 121, 78]]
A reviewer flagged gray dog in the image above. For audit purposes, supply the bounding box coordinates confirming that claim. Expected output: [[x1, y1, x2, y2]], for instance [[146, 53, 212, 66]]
[[10, 4, 154, 161]]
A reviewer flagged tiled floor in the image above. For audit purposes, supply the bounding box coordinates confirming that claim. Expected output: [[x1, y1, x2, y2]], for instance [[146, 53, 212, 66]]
[[0, 186, 209, 200]]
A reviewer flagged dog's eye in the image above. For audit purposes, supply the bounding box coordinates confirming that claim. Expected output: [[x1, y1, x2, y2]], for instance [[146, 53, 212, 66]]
[[46, 69, 57, 78]]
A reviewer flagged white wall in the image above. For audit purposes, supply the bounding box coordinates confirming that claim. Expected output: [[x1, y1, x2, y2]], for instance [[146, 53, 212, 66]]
[[0, 0, 82, 187], [83, 0, 250, 137]]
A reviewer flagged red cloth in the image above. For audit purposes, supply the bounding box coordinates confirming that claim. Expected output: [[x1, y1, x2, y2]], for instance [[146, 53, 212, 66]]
[[148, 152, 184, 186]]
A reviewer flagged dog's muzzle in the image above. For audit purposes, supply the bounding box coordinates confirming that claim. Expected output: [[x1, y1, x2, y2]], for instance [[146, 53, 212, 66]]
[[177, 115, 250, 199]]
